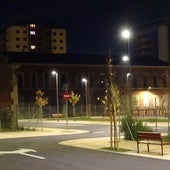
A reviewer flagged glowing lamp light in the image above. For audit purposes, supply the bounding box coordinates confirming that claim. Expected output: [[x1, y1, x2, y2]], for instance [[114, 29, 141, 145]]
[[122, 55, 129, 62], [121, 29, 131, 39]]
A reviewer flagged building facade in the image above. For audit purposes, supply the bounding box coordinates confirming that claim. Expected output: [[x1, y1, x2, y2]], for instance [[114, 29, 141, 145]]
[[0, 64, 18, 129], [0, 24, 66, 54], [16, 62, 170, 117]]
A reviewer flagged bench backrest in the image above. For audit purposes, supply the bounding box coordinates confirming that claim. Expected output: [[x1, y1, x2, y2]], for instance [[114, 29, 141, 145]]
[[137, 131, 162, 141]]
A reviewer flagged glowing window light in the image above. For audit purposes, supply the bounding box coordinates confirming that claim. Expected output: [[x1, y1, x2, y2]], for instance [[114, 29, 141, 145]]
[[29, 24, 36, 28], [30, 45, 36, 49], [30, 31, 35, 35]]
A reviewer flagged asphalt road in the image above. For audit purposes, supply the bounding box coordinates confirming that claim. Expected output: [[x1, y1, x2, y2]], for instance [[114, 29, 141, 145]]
[[0, 120, 170, 170]]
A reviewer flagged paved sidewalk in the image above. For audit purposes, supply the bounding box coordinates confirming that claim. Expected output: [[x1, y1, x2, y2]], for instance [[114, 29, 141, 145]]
[[60, 137, 170, 160]]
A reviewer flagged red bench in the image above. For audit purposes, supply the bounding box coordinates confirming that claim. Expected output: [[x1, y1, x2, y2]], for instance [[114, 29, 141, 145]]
[[137, 131, 170, 156]]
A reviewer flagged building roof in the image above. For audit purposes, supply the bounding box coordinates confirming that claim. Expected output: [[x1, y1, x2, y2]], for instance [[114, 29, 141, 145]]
[[2, 52, 169, 66], [5, 52, 108, 65]]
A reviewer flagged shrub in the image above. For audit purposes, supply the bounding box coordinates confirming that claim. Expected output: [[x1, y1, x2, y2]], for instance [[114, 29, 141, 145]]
[[163, 135, 170, 142], [120, 114, 152, 140]]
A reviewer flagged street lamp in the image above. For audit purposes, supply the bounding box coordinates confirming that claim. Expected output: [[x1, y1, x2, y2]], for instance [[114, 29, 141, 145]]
[[148, 86, 151, 109], [82, 78, 88, 116], [121, 29, 131, 68], [126, 73, 131, 86], [52, 71, 59, 114], [126, 72, 132, 114], [122, 29, 132, 114]]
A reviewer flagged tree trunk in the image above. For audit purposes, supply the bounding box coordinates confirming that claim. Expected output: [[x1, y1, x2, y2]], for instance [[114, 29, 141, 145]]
[[73, 106, 76, 117]]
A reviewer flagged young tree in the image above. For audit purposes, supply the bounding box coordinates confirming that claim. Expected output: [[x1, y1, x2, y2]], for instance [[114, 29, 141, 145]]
[[35, 90, 48, 107], [107, 57, 121, 150], [35, 90, 48, 128], [69, 91, 81, 117]]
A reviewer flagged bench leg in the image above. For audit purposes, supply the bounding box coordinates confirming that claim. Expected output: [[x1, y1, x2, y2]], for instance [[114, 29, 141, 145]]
[[161, 145, 163, 156], [137, 142, 139, 153], [147, 143, 150, 152]]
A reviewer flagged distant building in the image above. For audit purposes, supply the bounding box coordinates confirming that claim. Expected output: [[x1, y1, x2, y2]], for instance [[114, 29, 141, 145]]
[[134, 18, 170, 63], [0, 24, 67, 54]]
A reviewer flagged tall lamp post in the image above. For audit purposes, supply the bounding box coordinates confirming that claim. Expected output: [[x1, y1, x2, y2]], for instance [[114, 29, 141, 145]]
[[122, 55, 130, 87], [148, 86, 151, 108], [148, 86, 151, 115], [121, 29, 132, 114], [82, 78, 88, 117], [121, 29, 131, 71], [121, 29, 131, 55], [52, 71, 59, 114], [126, 73, 131, 87]]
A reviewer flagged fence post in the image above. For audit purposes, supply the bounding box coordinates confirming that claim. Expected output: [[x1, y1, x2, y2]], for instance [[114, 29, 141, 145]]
[[168, 99, 170, 135], [155, 98, 158, 132]]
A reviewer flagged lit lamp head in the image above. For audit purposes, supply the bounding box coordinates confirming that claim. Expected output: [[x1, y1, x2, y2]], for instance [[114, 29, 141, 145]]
[[122, 55, 129, 62], [82, 78, 87, 83], [126, 73, 131, 78], [148, 86, 151, 90], [52, 70, 57, 75], [121, 29, 131, 39]]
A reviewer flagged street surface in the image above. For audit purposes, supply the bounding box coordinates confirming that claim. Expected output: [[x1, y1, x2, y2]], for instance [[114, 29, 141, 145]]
[[0, 120, 170, 170]]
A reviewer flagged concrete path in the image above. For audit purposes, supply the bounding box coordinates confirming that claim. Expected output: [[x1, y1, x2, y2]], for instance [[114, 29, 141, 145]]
[[60, 137, 170, 160]]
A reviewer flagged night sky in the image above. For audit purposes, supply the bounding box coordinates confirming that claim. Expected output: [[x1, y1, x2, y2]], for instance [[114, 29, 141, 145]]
[[0, 0, 170, 57]]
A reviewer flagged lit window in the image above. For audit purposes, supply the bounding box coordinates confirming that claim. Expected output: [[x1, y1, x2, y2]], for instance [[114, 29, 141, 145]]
[[30, 31, 36, 35], [29, 24, 36, 28], [30, 45, 36, 49]]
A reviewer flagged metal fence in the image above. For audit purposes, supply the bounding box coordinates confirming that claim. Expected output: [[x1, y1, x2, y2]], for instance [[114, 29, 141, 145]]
[[17, 103, 170, 119], [18, 103, 106, 119]]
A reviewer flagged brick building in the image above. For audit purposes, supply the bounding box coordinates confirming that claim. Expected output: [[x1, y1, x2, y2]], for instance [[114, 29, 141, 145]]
[[10, 53, 170, 117], [1, 51, 170, 119]]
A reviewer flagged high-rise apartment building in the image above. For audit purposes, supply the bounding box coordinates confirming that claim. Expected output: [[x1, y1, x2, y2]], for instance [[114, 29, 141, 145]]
[[134, 18, 170, 63], [1, 24, 66, 54]]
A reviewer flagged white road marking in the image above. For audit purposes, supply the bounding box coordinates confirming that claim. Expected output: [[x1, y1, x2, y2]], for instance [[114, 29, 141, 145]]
[[0, 148, 45, 160]]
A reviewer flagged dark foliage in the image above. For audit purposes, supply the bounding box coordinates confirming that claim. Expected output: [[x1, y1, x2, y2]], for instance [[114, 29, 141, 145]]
[[121, 114, 153, 140]]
